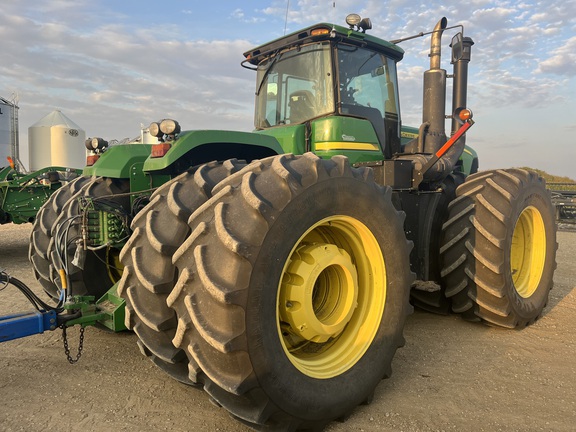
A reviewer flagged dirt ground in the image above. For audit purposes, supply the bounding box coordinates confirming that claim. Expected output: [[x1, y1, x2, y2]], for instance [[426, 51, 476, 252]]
[[1, 223, 575, 432]]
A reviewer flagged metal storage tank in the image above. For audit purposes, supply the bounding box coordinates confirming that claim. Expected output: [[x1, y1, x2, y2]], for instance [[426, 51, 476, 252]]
[[28, 110, 86, 170], [0, 96, 18, 165], [140, 125, 159, 144]]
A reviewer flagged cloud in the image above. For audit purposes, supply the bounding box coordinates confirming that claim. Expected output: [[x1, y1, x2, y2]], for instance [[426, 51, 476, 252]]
[[1, 0, 575, 178], [0, 2, 257, 152], [529, 3, 576, 28], [260, 0, 360, 29], [232, 8, 245, 19], [231, 7, 266, 23], [472, 70, 567, 108], [537, 37, 576, 76]]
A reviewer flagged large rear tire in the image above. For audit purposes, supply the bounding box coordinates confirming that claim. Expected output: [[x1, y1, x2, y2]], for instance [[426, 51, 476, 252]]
[[169, 153, 413, 430], [440, 169, 557, 328], [29, 176, 91, 300], [117, 159, 246, 384]]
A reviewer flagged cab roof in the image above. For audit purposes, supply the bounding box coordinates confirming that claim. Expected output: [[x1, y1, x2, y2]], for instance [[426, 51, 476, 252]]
[[243, 22, 405, 66]]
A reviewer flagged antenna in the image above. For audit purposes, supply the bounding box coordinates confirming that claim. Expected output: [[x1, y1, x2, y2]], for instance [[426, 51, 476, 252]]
[[330, 2, 337, 37], [284, 0, 290, 35]]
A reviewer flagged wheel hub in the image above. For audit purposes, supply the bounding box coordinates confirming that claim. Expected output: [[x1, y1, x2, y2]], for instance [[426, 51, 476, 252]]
[[276, 215, 386, 379], [511, 206, 546, 298], [280, 243, 359, 343]]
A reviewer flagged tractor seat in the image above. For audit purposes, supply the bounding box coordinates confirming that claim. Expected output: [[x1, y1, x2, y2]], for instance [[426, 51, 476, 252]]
[[289, 90, 316, 124]]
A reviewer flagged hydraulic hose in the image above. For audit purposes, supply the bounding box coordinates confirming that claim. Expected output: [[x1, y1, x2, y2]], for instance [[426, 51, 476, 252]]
[[0, 270, 63, 313]]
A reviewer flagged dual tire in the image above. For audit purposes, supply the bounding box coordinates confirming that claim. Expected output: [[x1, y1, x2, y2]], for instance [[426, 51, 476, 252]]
[[29, 176, 130, 300], [440, 168, 557, 327], [120, 153, 413, 430], [117, 159, 247, 383], [30, 176, 91, 299], [412, 168, 557, 328]]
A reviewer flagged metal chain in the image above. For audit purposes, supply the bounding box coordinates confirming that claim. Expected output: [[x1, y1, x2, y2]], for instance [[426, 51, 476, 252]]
[[61, 325, 85, 364]]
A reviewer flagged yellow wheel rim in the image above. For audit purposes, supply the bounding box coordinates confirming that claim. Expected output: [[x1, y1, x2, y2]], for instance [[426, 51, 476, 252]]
[[106, 247, 124, 283], [277, 216, 386, 379], [510, 206, 546, 298]]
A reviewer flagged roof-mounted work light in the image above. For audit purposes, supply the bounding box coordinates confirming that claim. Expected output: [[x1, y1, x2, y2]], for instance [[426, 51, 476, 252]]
[[85, 137, 109, 152], [345, 14, 372, 33]]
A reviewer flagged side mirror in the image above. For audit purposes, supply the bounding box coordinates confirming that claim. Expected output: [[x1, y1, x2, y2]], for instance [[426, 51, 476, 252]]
[[371, 66, 385, 77], [450, 32, 463, 63], [451, 34, 474, 63]]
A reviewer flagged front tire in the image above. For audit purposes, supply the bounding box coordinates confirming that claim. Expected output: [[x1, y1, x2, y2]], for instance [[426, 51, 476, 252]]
[[169, 153, 413, 429], [440, 169, 557, 328]]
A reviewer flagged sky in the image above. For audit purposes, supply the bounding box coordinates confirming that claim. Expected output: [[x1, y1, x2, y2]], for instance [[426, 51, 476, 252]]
[[1, 0, 575, 178]]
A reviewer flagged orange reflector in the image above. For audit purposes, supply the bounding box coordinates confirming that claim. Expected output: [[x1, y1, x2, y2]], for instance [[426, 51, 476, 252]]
[[459, 109, 473, 121], [151, 143, 171, 158], [7, 156, 15, 169], [86, 155, 100, 166], [311, 28, 330, 36]]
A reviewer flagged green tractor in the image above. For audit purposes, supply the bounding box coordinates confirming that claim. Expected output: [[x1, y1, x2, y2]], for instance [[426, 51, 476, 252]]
[[29, 14, 557, 430]]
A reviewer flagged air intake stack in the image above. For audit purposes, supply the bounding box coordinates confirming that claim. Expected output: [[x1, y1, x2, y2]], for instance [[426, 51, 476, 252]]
[[450, 36, 474, 137]]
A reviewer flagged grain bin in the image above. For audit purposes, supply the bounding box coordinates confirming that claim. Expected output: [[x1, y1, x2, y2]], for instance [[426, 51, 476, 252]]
[[0, 97, 18, 165], [28, 110, 86, 170]]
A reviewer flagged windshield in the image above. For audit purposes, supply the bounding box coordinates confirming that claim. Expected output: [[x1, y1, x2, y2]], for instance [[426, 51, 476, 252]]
[[254, 42, 334, 129], [337, 44, 400, 117]]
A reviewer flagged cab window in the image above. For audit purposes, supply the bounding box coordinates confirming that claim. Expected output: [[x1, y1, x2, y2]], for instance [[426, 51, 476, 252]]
[[254, 42, 334, 128], [337, 44, 400, 117]]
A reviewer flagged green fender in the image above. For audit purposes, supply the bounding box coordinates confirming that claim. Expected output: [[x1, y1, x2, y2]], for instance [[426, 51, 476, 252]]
[[143, 130, 284, 172], [460, 145, 479, 175], [83, 144, 153, 179]]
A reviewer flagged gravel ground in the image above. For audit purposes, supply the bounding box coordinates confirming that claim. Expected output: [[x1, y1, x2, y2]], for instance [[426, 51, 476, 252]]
[[1, 223, 575, 431]]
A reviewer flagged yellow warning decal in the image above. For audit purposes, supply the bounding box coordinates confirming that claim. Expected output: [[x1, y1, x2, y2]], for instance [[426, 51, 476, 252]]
[[315, 142, 380, 151]]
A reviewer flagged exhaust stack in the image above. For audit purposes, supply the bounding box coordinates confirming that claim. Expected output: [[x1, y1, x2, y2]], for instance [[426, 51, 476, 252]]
[[397, 18, 475, 186], [422, 17, 448, 157], [417, 19, 474, 182]]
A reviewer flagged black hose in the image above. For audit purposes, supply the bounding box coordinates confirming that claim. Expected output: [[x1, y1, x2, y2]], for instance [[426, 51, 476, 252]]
[[0, 270, 63, 313]]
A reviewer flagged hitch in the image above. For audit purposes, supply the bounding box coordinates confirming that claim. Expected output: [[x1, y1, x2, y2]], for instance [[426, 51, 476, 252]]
[[0, 271, 126, 362], [60, 290, 126, 332]]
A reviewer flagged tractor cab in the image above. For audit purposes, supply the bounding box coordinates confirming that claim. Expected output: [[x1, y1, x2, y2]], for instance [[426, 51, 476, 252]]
[[244, 15, 405, 164]]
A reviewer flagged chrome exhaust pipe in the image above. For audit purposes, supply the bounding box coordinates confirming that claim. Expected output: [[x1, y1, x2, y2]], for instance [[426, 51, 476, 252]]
[[422, 17, 448, 157], [429, 17, 447, 70]]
